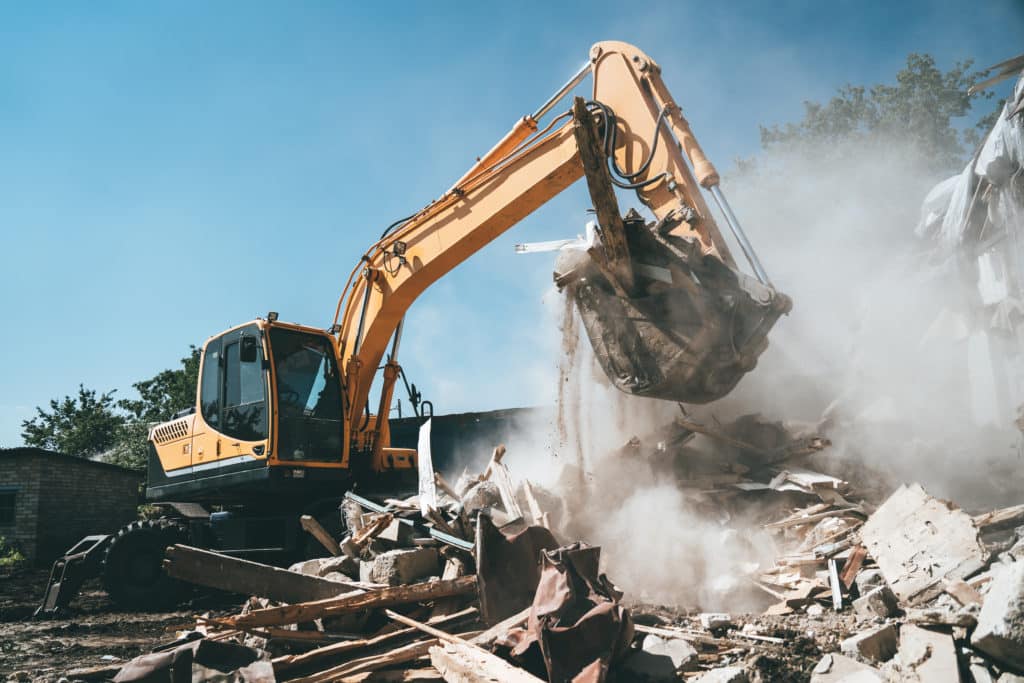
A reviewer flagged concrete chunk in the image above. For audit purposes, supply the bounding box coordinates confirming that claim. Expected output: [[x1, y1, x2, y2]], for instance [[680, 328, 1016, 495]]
[[288, 555, 359, 579], [620, 635, 698, 681], [810, 653, 883, 682], [699, 612, 734, 631], [840, 624, 898, 663], [861, 484, 987, 604], [972, 561, 1024, 671], [853, 586, 899, 619], [896, 625, 959, 682], [361, 547, 440, 586], [855, 569, 885, 596], [693, 666, 748, 683]]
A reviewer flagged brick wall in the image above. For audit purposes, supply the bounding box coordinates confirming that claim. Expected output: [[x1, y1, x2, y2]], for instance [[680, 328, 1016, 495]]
[[0, 450, 143, 565], [0, 455, 41, 563]]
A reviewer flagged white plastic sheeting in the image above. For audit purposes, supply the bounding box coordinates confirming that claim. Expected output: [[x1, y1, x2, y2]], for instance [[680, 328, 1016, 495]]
[[916, 71, 1024, 248]]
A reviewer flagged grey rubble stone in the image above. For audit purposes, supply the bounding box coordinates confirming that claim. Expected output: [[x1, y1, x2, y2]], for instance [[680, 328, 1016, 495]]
[[972, 561, 1024, 672], [693, 666, 748, 683], [840, 624, 898, 663], [288, 555, 359, 579], [620, 635, 697, 681], [810, 653, 883, 683], [855, 569, 885, 596], [360, 547, 440, 586], [853, 586, 899, 619], [896, 624, 959, 682], [860, 484, 986, 604], [699, 613, 734, 631], [461, 480, 502, 513]]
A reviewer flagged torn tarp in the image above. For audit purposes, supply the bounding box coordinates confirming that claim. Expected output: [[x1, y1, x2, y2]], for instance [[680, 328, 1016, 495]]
[[476, 514, 559, 625], [507, 543, 633, 683]]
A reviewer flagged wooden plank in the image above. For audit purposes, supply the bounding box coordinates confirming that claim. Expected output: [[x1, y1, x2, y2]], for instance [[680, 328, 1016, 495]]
[[231, 576, 477, 628], [274, 607, 477, 675], [353, 513, 395, 547], [430, 640, 544, 683], [341, 669, 444, 682], [301, 515, 342, 557], [570, 96, 633, 291], [521, 480, 550, 530], [468, 605, 530, 649], [163, 544, 355, 604], [763, 507, 862, 530], [827, 558, 843, 611], [387, 610, 542, 683], [293, 631, 482, 683], [974, 503, 1024, 533], [839, 545, 868, 589], [290, 638, 438, 683]]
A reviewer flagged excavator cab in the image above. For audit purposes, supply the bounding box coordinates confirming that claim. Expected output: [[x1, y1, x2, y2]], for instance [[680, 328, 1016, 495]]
[[146, 320, 358, 503]]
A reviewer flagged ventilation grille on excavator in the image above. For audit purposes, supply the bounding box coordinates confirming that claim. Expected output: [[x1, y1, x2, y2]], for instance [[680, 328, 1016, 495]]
[[152, 419, 189, 444]]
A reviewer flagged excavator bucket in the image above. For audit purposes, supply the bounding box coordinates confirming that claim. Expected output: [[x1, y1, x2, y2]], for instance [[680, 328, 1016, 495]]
[[555, 212, 791, 404]]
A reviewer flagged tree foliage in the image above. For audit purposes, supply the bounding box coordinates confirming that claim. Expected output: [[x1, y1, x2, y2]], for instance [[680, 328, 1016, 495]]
[[118, 347, 200, 422], [759, 53, 996, 173], [21, 385, 122, 457], [21, 347, 200, 469]]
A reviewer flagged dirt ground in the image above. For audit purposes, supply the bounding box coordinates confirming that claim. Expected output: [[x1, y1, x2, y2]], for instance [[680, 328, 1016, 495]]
[[0, 569, 869, 682], [0, 569, 238, 682]]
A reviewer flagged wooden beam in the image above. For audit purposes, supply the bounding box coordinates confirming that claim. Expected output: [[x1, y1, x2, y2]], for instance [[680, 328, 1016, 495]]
[[468, 605, 530, 649], [974, 503, 1024, 533], [386, 610, 543, 683], [230, 576, 477, 628], [430, 641, 544, 683], [274, 607, 477, 675], [571, 96, 633, 291], [163, 544, 355, 603], [301, 515, 342, 557]]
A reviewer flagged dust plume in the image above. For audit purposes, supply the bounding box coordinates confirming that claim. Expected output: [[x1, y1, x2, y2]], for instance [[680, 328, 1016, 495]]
[[519, 134, 1022, 610]]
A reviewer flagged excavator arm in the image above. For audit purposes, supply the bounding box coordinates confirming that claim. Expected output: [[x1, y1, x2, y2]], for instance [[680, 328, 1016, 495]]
[[331, 41, 790, 468]]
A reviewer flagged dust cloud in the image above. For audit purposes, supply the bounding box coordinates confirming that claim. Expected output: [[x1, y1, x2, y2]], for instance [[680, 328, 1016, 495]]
[[505, 135, 1022, 611]]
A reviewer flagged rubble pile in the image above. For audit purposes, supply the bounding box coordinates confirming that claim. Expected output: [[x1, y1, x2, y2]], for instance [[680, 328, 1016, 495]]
[[61, 424, 1024, 683]]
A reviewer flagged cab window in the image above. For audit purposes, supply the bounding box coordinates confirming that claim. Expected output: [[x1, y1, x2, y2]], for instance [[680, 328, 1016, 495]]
[[222, 335, 268, 441], [198, 327, 268, 442], [200, 340, 221, 427]]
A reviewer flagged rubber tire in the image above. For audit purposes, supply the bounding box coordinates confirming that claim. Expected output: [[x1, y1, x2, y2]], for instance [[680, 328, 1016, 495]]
[[102, 519, 188, 610]]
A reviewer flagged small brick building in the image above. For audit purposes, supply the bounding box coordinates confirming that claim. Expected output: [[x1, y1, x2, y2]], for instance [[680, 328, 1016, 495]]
[[0, 448, 144, 565]]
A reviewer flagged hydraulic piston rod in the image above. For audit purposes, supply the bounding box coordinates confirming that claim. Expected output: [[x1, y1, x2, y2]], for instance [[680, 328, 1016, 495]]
[[709, 185, 772, 287]]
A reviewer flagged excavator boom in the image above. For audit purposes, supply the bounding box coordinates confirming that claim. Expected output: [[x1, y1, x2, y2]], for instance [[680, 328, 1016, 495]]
[[333, 41, 790, 462]]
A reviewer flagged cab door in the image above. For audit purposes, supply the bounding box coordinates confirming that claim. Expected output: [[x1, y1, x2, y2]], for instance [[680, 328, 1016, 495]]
[[192, 325, 271, 473], [191, 337, 222, 471]]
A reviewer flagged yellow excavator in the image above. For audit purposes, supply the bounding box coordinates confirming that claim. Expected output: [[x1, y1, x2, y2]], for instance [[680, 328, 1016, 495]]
[[39, 41, 790, 612]]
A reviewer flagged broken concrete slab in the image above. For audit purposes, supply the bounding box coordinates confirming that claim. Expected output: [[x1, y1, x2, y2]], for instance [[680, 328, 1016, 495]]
[[861, 484, 988, 604], [810, 653, 883, 682], [840, 624, 898, 663], [693, 666, 748, 683], [290, 555, 359, 579], [896, 624, 959, 682], [620, 634, 697, 681], [360, 548, 440, 586], [853, 586, 899, 619], [855, 569, 885, 596], [971, 561, 1024, 672], [699, 613, 734, 631]]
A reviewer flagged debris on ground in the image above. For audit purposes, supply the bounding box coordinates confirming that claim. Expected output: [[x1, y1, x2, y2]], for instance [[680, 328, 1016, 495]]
[[8, 420, 1024, 682]]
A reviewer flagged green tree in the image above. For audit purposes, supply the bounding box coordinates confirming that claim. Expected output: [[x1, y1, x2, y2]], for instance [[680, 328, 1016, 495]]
[[21, 385, 123, 457], [118, 346, 200, 422], [759, 53, 995, 173], [107, 347, 201, 469]]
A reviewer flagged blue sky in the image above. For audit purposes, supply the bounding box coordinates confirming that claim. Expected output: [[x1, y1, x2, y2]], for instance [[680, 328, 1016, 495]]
[[1, 1, 1021, 446]]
